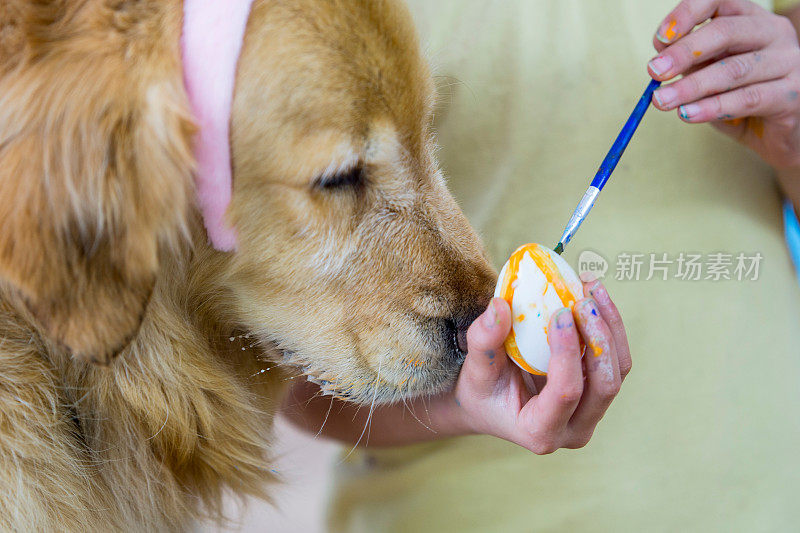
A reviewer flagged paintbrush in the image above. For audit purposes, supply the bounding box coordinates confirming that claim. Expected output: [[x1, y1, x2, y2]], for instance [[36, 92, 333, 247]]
[[553, 78, 662, 255]]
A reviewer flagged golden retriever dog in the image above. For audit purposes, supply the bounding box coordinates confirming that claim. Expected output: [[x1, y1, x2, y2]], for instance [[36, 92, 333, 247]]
[[0, 0, 495, 529]]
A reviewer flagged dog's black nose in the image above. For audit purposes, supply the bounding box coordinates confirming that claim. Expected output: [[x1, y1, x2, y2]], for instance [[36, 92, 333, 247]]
[[453, 306, 486, 356], [456, 327, 469, 354], [444, 319, 467, 367]]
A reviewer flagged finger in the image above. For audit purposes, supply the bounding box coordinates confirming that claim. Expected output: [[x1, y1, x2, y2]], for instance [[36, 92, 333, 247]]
[[654, 0, 764, 47], [708, 114, 799, 168], [648, 16, 779, 83], [653, 49, 794, 112], [677, 77, 800, 123], [460, 298, 512, 390], [515, 308, 583, 452], [684, 57, 721, 76], [566, 299, 621, 446], [585, 279, 632, 380]]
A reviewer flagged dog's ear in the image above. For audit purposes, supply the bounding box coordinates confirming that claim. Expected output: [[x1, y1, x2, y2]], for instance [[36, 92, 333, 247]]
[[0, 8, 195, 364]]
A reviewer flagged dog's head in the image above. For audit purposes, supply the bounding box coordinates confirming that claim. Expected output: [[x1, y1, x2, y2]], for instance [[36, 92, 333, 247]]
[[0, 0, 495, 403], [222, 0, 496, 403]]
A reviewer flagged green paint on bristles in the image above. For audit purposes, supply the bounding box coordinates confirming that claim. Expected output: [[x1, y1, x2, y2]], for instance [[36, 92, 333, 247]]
[[554, 242, 564, 255]]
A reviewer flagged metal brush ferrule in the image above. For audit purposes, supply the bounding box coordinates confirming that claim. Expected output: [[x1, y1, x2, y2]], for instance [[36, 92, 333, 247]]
[[558, 186, 601, 248]]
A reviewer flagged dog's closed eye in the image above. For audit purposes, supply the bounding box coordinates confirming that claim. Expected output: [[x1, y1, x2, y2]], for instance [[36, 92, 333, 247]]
[[316, 163, 365, 190]]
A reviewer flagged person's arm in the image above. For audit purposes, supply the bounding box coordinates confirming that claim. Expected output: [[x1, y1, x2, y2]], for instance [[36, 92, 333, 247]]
[[778, 4, 800, 211], [778, 168, 800, 212], [282, 278, 632, 455], [647, 0, 800, 209]]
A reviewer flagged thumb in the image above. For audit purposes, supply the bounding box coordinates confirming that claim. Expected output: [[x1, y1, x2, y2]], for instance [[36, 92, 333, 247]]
[[460, 298, 512, 386]]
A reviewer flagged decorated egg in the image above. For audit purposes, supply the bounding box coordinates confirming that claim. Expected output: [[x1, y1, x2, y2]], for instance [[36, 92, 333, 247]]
[[494, 243, 584, 375]]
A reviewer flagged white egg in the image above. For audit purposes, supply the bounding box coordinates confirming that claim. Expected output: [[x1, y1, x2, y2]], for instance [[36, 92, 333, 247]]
[[494, 244, 584, 374]]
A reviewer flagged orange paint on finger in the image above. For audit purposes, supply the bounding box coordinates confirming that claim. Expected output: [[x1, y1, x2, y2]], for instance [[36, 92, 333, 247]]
[[724, 118, 744, 127], [589, 341, 604, 358], [748, 117, 765, 139], [692, 50, 702, 57], [664, 19, 678, 40]]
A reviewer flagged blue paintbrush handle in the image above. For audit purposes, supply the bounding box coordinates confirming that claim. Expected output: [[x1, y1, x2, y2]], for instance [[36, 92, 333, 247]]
[[590, 78, 662, 190], [556, 79, 661, 252]]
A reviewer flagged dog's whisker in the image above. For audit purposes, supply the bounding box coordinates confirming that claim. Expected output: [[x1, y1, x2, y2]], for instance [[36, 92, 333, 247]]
[[349, 398, 364, 423], [313, 395, 336, 440], [402, 395, 435, 434], [342, 356, 382, 461], [364, 354, 384, 447]]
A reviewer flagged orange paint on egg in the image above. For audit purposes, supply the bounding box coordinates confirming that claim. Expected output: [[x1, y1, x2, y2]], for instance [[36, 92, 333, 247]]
[[503, 331, 540, 375], [526, 246, 578, 309], [516, 314, 526, 322]]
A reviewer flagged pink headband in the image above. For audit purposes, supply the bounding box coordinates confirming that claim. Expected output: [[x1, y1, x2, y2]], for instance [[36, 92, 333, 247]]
[[181, 0, 255, 252]]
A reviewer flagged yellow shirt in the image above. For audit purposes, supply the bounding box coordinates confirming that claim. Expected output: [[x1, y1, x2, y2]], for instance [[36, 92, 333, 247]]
[[329, 1, 800, 531]]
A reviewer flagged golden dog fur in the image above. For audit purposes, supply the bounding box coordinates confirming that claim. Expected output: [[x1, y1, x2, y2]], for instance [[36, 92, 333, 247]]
[[0, 0, 495, 529]]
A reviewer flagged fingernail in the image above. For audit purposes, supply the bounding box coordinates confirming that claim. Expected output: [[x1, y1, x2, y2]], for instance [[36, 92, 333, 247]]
[[648, 55, 673, 76], [581, 298, 600, 318], [579, 271, 597, 283], [483, 300, 498, 328], [588, 283, 610, 306], [555, 308, 573, 329], [653, 86, 677, 108], [657, 19, 679, 44], [585, 280, 602, 297], [679, 103, 700, 121]]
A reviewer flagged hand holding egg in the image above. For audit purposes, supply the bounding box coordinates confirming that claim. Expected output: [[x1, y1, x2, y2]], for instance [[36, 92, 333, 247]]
[[452, 272, 632, 455]]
